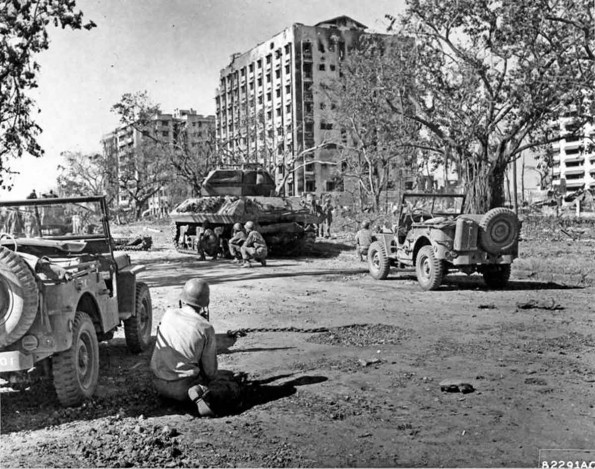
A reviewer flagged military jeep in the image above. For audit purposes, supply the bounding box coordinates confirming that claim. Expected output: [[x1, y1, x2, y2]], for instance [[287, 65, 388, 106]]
[[368, 193, 520, 290], [0, 196, 152, 406]]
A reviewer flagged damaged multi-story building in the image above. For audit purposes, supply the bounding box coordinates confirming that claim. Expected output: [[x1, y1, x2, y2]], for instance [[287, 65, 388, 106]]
[[101, 109, 215, 213], [215, 16, 381, 196]]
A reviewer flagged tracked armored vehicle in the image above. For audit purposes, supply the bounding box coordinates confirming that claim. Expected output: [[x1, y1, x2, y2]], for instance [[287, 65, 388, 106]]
[[169, 167, 322, 257]]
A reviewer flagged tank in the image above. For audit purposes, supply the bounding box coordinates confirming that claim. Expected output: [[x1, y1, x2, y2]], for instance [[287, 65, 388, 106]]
[[169, 166, 322, 257]]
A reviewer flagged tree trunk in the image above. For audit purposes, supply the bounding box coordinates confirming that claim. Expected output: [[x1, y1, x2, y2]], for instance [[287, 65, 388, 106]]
[[464, 159, 506, 213]]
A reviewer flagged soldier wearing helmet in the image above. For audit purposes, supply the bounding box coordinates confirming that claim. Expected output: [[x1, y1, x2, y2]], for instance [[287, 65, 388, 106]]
[[228, 222, 247, 262], [150, 278, 217, 417], [197, 221, 220, 261], [354, 220, 373, 262], [240, 220, 268, 267]]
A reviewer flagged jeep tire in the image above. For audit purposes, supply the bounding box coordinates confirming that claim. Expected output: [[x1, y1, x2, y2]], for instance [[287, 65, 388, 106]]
[[0, 246, 39, 347], [479, 208, 519, 254], [416, 245, 445, 291], [52, 311, 99, 407], [483, 264, 511, 289], [124, 282, 152, 353], [368, 241, 390, 280]]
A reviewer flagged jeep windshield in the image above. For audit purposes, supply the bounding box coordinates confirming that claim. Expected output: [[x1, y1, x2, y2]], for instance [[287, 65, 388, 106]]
[[0, 196, 109, 241], [402, 193, 465, 218]]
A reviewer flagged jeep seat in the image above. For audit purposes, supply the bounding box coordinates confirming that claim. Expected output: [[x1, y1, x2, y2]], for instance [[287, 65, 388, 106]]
[[113, 252, 131, 271]]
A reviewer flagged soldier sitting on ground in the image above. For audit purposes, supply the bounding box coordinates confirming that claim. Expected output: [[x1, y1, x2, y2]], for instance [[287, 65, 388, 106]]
[[228, 222, 247, 262], [151, 279, 246, 417], [197, 221, 220, 261], [240, 220, 267, 268], [354, 220, 373, 262]]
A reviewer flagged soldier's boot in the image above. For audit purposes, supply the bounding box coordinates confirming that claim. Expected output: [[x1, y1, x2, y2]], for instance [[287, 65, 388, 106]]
[[188, 385, 214, 418], [260, 259, 267, 267]]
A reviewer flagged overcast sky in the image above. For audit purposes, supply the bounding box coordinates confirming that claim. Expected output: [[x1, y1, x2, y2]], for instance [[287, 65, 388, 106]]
[[2, 0, 407, 199]]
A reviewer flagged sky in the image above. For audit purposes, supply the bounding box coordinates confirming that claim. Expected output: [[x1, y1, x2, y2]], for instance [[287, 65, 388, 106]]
[[1, 0, 407, 199]]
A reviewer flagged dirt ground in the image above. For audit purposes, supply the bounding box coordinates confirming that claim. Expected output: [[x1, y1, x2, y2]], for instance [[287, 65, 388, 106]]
[[1, 226, 595, 468]]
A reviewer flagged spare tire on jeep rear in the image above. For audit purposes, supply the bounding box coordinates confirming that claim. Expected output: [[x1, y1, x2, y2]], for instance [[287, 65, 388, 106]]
[[478, 208, 519, 254], [0, 246, 39, 347]]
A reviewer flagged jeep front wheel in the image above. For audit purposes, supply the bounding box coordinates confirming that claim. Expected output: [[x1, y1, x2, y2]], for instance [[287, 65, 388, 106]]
[[368, 241, 390, 280], [483, 265, 511, 289], [52, 311, 99, 407], [124, 282, 152, 353], [416, 245, 444, 291]]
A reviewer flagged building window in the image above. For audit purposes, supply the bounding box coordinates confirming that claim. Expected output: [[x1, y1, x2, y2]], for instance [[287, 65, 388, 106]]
[[258, 95, 263, 105], [285, 104, 291, 114], [285, 64, 290, 74], [270, 42, 274, 49], [162, 131, 169, 137], [257, 59, 262, 69], [284, 43, 292, 54], [266, 92, 272, 102], [320, 102, 326, 110], [275, 69, 281, 79], [266, 73, 271, 83], [318, 40, 325, 53], [276, 107, 281, 117], [249, 63, 254, 73], [257, 77, 263, 87], [320, 122, 333, 130], [266, 54, 272, 64], [319, 64, 326, 71], [240, 68, 245, 77], [285, 84, 291, 94], [275, 89, 281, 98], [303, 42, 311, 53]]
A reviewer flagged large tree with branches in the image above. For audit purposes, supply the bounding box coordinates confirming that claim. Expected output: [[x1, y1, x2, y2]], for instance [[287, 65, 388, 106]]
[[323, 35, 420, 212], [0, 0, 95, 190], [383, 0, 594, 211]]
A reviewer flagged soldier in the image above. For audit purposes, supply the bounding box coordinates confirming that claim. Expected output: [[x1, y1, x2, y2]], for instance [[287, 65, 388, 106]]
[[26, 189, 37, 199], [150, 278, 217, 417], [354, 220, 373, 262], [320, 198, 334, 238], [240, 220, 267, 267], [197, 221, 220, 261], [228, 222, 247, 262]]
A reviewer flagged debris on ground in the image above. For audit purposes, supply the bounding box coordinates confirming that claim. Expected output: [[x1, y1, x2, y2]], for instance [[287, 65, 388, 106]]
[[515, 299, 564, 310], [439, 378, 475, 394]]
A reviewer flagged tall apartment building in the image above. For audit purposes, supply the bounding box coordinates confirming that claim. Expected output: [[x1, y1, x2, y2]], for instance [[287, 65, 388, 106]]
[[551, 114, 595, 197], [101, 109, 215, 213], [215, 16, 372, 196]]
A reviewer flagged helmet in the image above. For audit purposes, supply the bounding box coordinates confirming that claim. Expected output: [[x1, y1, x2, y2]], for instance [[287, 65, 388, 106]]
[[361, 220, 370, 229], [244, 221, 254, 231], [180, 278, 210, 308], [233, 222, 243, 232]]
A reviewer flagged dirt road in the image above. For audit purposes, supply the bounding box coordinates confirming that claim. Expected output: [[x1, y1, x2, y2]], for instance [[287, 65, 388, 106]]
[[1, 235, 594, 467]]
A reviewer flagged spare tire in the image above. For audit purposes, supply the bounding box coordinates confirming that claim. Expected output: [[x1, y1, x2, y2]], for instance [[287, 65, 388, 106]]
[[0, 247, 39, 347], [478, 208, 519, 254]]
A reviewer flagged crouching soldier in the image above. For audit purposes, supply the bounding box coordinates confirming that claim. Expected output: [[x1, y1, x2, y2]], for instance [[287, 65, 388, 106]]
[[228, 223, 246, 262], [197, 221, 220, 261], [355, 220, 373, 262], [151, 278, 217, 416], [240, 221, 267, 267]]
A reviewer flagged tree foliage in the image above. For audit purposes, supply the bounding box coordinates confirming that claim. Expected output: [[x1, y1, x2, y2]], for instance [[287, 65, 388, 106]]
[[383, 0, 595, 211], [57, 151, 116, 203], [0, 0, 95, 190], [111, 91, 217, 199], [324, 35, 419, 212]]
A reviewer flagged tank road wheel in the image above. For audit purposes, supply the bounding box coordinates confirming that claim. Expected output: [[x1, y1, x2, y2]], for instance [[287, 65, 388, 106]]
[[0, 246, 39, 347], [368, 241, 390, 280], [124, 282, 153, 353], [52, 312, 99, 407], [483, 265, 512, 289], [479, 208, 519, 254], [416, 245, 444, 291]]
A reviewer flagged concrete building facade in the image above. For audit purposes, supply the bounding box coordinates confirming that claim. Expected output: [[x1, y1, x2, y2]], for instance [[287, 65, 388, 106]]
[[551, 114, 595, 196], [215, 16, 371, 196], [101, 109, 215, 214]]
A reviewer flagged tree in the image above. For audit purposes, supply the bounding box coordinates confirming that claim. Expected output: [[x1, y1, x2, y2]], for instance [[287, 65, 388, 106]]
[[111, 91, 218, 198], [384, 0, 595, 211], [0, 0, 95, 190], [323, 35, 420, 212], [57, 151, 116, 204]]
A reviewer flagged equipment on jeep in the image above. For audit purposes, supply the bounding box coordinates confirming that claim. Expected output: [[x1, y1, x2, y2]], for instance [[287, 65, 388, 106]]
[[169, 166, 322, 257], [368, 193, 520, 290], [0, 196, 153, 406]]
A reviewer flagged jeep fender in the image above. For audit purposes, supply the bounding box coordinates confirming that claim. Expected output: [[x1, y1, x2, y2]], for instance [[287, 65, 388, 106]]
[[116, 265, 146, 319]]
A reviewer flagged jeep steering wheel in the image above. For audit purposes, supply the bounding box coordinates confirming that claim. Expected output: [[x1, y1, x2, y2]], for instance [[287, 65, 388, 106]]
[[0, 232, 18, 252]]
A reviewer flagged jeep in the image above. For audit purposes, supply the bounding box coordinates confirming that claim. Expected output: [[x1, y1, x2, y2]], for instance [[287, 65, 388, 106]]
[[0, 196, 152, 406], [368, 193, 521, 290]]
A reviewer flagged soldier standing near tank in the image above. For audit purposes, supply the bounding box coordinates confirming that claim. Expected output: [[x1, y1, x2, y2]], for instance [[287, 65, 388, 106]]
[[228, 222, 247, 262], [240, 221, 267, 267], [320, 198, 334, 238]]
